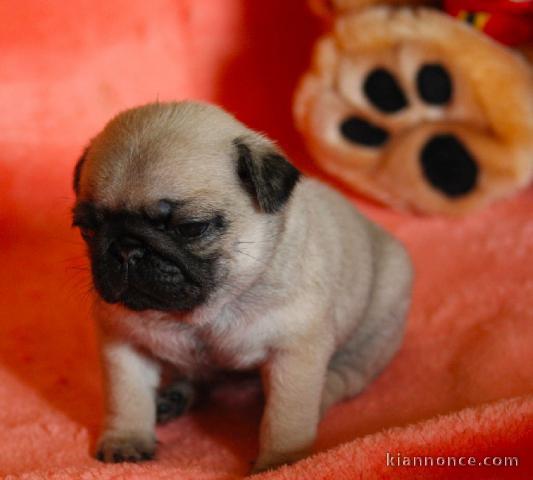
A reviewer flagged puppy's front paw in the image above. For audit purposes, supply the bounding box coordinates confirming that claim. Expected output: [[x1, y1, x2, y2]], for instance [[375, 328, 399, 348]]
[[95, 432, 156, 463]]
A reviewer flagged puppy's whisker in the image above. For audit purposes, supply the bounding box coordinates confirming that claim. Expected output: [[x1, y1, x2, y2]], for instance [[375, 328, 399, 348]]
[[234, 239, 301, 250], [67, 270, 90, 277], [234, 239, 274, 245], [62, 255, 88, 261], [215, 282, 246, 298], [62, 259, 90, 267], [233, 249, 270, 267]]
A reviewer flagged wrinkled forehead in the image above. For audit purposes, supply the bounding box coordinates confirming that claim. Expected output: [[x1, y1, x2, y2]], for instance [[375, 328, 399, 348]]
[[79, 125, 243, 211]]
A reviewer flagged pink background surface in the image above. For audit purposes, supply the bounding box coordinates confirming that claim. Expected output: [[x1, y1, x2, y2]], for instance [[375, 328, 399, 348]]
[[0, 1, 532, 478]]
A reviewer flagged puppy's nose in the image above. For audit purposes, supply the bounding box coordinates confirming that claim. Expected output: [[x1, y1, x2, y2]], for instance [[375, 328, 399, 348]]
[[420, 134, 478, 197], [110, 236, 145, 264]]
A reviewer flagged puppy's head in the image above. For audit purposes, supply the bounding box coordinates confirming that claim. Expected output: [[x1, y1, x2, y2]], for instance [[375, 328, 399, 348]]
[[72, 102, 300, 312]]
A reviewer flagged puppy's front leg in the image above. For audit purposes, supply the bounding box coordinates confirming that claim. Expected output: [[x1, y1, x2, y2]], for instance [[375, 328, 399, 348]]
[[253, 340, 332, 472], [96, 340, 160, 462]]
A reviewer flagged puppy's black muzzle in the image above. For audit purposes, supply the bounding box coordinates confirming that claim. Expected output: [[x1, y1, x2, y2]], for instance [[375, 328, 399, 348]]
[[109, 235, 145, 265], [89, 214, 213, 312]]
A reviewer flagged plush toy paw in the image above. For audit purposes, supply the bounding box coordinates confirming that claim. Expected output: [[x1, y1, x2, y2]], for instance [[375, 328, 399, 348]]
[[337, 56, 479, 199], [295, 5, 533, 215], [156, 380, 196, 424], [95, 431, 156, 463]]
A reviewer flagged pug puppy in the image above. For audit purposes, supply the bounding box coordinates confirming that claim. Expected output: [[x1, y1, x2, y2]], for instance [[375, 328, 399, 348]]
[[72, 101, 412, 472]]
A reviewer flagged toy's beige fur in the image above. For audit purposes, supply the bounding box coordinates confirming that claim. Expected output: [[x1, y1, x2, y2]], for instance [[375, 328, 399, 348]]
[[74, 102, 412, 471]]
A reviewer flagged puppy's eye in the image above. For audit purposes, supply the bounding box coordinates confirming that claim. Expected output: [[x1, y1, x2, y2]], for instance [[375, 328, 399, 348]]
[[176, 221, 210, 238]]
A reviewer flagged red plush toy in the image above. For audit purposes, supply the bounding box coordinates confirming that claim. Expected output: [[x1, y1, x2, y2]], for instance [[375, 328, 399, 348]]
[[444, 0, 533, 46]]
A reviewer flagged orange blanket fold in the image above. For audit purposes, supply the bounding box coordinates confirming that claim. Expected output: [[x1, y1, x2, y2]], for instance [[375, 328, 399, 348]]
[[0, 1, 531, 478]]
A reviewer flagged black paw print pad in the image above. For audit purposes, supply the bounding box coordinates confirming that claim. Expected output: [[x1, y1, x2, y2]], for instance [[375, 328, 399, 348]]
[[416, 64, 453, 105], [340, 117, 389, 147], [339, 63, 477, 197], [363, 67, 408, 113], [421, 134, 478, 197]]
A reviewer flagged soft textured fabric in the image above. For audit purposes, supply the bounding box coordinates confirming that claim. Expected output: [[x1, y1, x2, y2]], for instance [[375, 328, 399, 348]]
[[294, 2, 533, 216], [0, 1, 531, 479]]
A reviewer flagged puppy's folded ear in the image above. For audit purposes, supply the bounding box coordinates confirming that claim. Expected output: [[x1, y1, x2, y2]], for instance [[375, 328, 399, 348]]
[[234, 138, 301, 214], [73, 147, 89, 195]]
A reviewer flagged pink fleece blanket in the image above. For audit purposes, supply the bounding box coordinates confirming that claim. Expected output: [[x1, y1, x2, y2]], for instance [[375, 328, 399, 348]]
[[0, 1, 532, 478]]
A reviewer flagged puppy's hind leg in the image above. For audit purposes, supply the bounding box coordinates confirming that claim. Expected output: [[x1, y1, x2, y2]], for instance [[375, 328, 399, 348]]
[[321, 297, 409, 414], [156, 380, 196, 424], [321, 239, 412, 415]]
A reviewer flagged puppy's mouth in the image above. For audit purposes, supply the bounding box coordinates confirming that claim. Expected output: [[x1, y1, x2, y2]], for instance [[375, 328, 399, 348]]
[[116, 285, 203, 312], [89, 238, 214, 312], [94, 256, 209, 312]]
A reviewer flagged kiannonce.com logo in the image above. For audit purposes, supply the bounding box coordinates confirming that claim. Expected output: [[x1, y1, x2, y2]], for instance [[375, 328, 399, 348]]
[[386, 452, 519, 468]]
